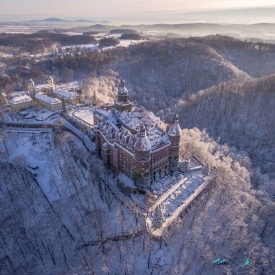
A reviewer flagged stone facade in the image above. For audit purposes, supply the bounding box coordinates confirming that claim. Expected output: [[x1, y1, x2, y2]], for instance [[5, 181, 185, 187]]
[[28, 76, 55, 97], [10, 95, 33, 111], [34, 93, 62, 111], [53, 89, 80, 105], [94, 81, 181, 191]]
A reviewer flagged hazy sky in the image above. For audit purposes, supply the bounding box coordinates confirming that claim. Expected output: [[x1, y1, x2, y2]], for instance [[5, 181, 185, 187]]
[[0, 0, 275, 20]]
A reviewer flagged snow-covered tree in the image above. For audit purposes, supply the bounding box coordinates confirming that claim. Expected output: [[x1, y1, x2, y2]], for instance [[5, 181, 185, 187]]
[[152, 205, 164, 229]]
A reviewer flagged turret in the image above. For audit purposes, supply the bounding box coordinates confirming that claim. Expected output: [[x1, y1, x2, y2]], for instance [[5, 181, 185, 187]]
[[134, 124, 151, 190], [47, 75, 55, 91], [28, 79, 35, 97], [167, 114, 181, 175], [0, 92, 8, 108], [118, 80, 128, 103], [168, 114, 181, 142], [115, 80, 132, 112], [134, 125, 151, 160]]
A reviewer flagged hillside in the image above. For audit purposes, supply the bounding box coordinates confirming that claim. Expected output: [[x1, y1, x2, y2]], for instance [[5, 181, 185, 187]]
[[1, 126, 274, 274], [115, 39, 249, 113], [0, 32, 97, 54], [174, 75, 275, 179], [188, 35, 275, 77], [1, 34, 275, 274], [100, 37, 275, 178], [72, 22, 275, 40]]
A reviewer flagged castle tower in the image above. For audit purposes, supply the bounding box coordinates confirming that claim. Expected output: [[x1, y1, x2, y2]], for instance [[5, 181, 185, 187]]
[[118, 80, 128, 103], [28, 79, 35, 97], [114, 80, 132, 112], [0, 93, 8, 108], [167, 114, 181, 175], [134, 125, 151, 190], [47, 76, 55, 92]]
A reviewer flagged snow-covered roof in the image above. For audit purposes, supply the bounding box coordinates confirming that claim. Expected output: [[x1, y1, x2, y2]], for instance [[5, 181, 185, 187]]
[[168, 114, 181, 137], [73, 109, 94, 125], [118, 107, 161, 132], [54, 89, 79, 99], [10, 94, 32, 104], [95, 105, 170, 152], [56, 81, 81, 91], [35, 93, 61, 105], [146, 168, 215, 237], [134, 125, 151, 151], [118, 80, 128, 95], [168, 124, 181, 136], [118, 172, 137, 189], [35, 84, 52, 90], [96, 108, 109, 117], [10, 91, 27, 97]]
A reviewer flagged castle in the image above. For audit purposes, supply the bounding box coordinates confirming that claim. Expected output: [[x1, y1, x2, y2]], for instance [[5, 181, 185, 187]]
[[93, 80, 181, 191]]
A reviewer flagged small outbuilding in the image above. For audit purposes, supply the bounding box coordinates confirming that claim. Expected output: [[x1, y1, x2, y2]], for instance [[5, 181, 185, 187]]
[[117, 172, 138, 196]]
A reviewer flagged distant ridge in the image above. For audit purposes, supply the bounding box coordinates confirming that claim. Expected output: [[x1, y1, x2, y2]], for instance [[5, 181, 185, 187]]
[[29, 17, 94, 23], [36, 17, 68, 22], [76, 19, 95, 23]]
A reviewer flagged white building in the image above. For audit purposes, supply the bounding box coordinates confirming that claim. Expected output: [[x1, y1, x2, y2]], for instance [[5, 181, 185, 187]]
[[10, 95, 33, 111], [28, 76, 55, 96], [53, 89, 80, 105], [34, 93, 62, 111], [56, 81, 82, 93], [35, 84, 54, 95], [0, 93, 8, 108]]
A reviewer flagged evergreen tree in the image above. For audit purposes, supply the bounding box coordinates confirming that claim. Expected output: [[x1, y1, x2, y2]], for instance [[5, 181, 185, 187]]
[[152, 205, 164, 229]]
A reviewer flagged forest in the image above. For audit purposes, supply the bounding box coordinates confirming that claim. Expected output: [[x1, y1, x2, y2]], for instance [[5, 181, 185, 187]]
[[0, 126, 274, 274], [1, 35, 275, 178], [1, 34, 275, 274], [0, 32, 96, 54]]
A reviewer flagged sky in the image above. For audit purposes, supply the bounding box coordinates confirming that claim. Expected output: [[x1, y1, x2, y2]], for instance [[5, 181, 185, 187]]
[[0, 0, 275, 21]]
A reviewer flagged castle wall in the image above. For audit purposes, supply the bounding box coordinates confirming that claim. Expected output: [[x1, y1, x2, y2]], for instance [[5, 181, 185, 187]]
[[95, 124, 176, 189], [93, 81, 181, 191]]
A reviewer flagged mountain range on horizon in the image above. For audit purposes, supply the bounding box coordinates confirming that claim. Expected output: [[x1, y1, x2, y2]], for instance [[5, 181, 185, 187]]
[[121, 6, 275, 24], [29, 17, 96, 23], [1, 6, 275, 24]]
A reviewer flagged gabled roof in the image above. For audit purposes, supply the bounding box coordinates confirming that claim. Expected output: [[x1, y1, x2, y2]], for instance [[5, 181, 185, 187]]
[[35, 93, 61, 104]]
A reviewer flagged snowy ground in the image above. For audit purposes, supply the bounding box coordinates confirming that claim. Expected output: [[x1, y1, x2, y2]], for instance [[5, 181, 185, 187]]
[[1, 126, 273, 274], [3, 108, 61, 124], [73, 108, 94, 126], [4, 129, 59, 200], [60, 37, 146, 52], [61, 43, 98, 51]]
